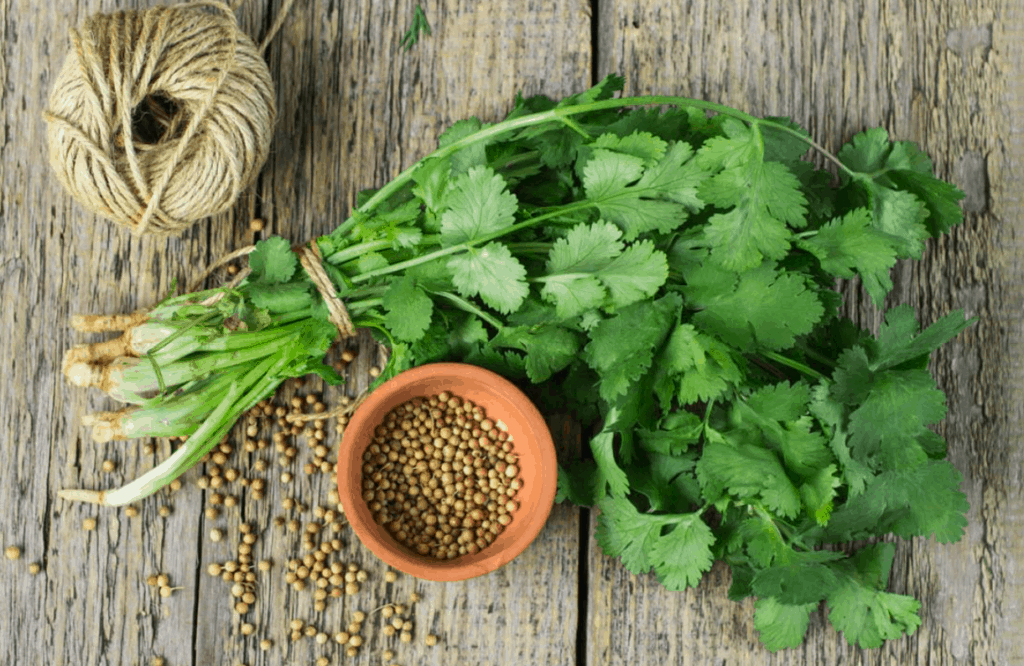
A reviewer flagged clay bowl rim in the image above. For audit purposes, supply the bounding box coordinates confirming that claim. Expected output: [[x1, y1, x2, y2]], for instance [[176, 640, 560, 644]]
[[336, 362, 558, 582]]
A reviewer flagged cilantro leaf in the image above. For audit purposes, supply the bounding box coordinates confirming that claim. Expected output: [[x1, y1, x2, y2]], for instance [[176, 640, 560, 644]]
[[746, 382, 811, 422], [683, 262, 825, 351], [826, 544, 922, 649], [583, 293, 682, 402], [594, 496, 664, 573], [846, 368, 947, 470], [247, 282, 313, 313], [798, 208, 899, 305], [695, 118, 759, 171], [654, 324, 744, 407], [838, 128, 964, 257], [595, 497, 714, 590], [490, 323, 580, 383], [582, 141, 706, 240], [381, 276, 433, 342], [447, 242, 528, 314], [440, 167, 518, 245], [650, 513, 715, 590], [539, 221, 668, 317], [437, 118, 488, 174], [754, 597, 819, 652], [871, 305, 975, 372], [249, 237, 297, 284], [700, 160, 807, 270], [696, 430, 802, 518]]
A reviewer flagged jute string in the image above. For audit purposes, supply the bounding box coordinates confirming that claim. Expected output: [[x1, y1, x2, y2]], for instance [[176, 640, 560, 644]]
[[43, 1, 285, 236]]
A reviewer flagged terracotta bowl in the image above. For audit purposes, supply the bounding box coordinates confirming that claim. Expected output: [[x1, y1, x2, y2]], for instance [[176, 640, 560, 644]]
[[336, 362, 557, 582]]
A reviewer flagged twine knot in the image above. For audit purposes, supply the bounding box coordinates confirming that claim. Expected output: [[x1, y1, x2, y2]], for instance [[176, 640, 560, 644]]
[[43, 1, 276, 236]]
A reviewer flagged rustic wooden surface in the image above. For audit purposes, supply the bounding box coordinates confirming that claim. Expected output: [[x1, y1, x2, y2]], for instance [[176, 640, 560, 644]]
[[0, 1, 1021, 665]]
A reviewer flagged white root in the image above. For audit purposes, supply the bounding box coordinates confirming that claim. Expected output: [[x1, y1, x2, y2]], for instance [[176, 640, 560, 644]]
[[57, 489, 108, 505]]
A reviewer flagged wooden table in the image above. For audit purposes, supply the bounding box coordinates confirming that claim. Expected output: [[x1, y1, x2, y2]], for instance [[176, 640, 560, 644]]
[[2, 1, 1022, 664]]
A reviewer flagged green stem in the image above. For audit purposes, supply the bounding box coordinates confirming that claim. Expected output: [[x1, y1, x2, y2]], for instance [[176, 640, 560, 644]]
[[758, 118, 855, 178], [433, 291, 504, 329], [337, 95, 766, 237], [761, 351, 828, 381]]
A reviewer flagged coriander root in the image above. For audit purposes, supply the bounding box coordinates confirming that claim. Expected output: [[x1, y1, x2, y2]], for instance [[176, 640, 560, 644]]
[[361, 392, 523, 560]]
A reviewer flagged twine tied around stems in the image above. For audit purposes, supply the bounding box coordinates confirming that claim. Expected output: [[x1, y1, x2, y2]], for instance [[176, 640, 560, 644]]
[[43, 1, 293, 236]]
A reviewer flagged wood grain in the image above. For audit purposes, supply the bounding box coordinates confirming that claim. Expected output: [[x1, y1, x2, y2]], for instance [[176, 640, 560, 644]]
[[2, 0, 1022, 665], [588, 0, 1024, 664], [0, 0, 589, 665]]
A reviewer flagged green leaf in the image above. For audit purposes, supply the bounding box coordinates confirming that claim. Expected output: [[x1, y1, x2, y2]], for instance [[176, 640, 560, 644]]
[[826, 544, 922, 649], [438, 118, 488, 175], [695, 118, 759, 171], [583, 293, 682, 402], [655, 324, 744, 406], [798, 208, 899, 305], [871, 306, 975, 372], [539, 221, 668, 317], [800, 464, 841, 526], [582, 141, 706, 240], [700, 160, 807, 271], [490, 324, 581, 383], [248, 282, 313, 313], [754, 597, 819, 652], [683, 262, 825, 352], [440, 166, 518, 246], [650, 514, 715, 590], [447, 243, 528, 314], [249, 237, 297, 284], [696, 430, 802, 518], [381, 276, 433, 342], [847, 368, 947, 470], [747, 382, 811, 422], [590, 430, 630, 499], [594, 496, 664, 573]]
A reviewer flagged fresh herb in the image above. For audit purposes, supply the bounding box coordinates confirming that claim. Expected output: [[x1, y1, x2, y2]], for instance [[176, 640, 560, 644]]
[[400, 5, 431, 52], [61, 76, 974, 650]]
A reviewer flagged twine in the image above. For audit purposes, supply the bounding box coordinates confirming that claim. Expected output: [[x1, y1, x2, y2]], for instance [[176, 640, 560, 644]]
[[43, 1, 277, 236]]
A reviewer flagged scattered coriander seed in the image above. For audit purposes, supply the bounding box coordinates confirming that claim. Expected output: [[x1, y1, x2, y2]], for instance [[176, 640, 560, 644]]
[[399, 631, 412, 643], [101, 459, 116, 473], [348, 635, 363, 647], [259, 639, 273, 651], [425, 634, 439, 646], [382, 625, 396, 637], [169, 479, 183, 492], [381, 605, 395, 619], [83, 517, 97, 531], [316, 658, 330, 666], [5, 546, 21, 560], [241, 623, 255, 636], [384, 570, 398, 583], [352, 610, 366, 623], [156, 574, 170, 587], [345, 582, 359, 595], [334, 631, 350, 644], [28, 562, 42, 575], [345, 646, 358, 657], [315, 632, 328, 645], [258, 559, 272, 572], [409, 591, 422, 603], [152, 658, 166, 666], [125, 506, 140, 518], [159, 586, 173, 598], [290, 619, 305, 631], [207, 563, 222, 576], [158, 505, 172, 517], [210, 529, 223, 542], [383, 649, 394, 660]]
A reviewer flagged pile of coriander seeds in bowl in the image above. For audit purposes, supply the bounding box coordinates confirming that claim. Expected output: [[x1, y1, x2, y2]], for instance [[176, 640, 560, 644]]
[[360, 390, 522, 561]]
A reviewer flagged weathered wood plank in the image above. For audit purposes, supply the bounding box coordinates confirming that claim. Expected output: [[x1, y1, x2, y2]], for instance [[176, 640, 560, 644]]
[[1, 0, 591, 665], [588, 1, 1023, 664]]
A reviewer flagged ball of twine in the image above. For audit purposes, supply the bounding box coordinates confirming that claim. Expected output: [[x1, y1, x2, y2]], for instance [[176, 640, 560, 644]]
[[44, 2, 276, 236]]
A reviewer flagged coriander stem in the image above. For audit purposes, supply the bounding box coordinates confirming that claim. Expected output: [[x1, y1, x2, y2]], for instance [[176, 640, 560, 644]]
[[761, 351, 828, 381], [323, 239, 395, 266], [433, 291, 504, 329], [341, 94, 767, 235]]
